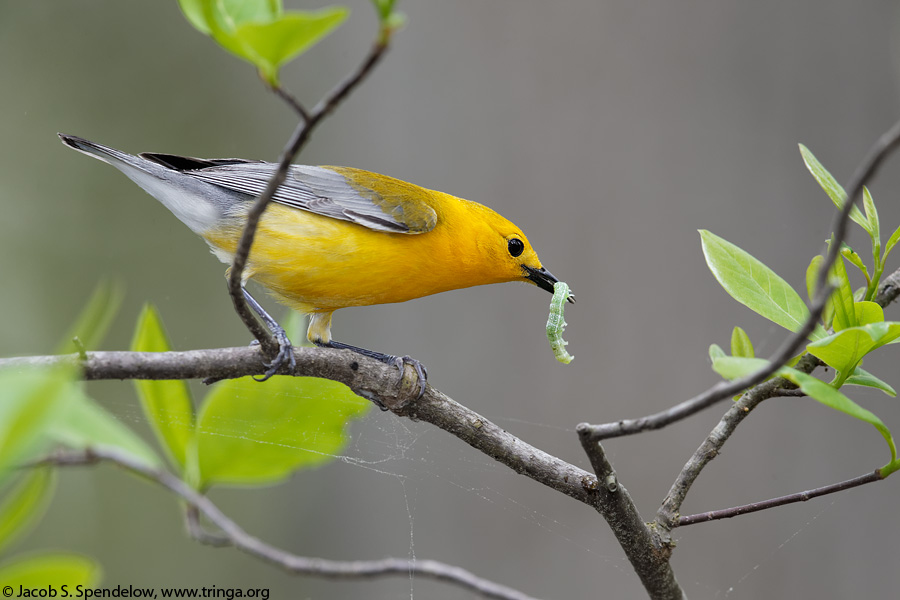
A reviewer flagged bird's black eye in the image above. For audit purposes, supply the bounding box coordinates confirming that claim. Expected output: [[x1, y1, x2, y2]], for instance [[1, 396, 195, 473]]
[[508, 238, 525, 257]]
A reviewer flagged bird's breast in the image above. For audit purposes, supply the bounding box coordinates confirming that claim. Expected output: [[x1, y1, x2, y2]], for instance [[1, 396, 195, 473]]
[[201, 204, 501, 312]]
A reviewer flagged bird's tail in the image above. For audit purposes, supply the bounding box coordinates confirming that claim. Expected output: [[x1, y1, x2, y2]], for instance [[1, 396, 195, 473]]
[[59, 134, 144, 168], [58, 133, 224, 234]]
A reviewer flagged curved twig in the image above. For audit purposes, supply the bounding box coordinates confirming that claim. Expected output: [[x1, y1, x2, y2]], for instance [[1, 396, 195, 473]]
[[33, 449, 539, 600]]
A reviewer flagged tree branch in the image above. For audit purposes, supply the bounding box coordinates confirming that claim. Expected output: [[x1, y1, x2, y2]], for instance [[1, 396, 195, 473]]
[[227, 36, 390, 355], [874, 267, 900, 306], [579, 117, 900, 441], [577, 429, 685, 600], [1, 347, 601, 507], [33, 448, 541, 600], [675, 469, 883, 527]]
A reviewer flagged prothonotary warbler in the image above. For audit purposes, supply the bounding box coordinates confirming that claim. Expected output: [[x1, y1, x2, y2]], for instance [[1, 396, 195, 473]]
[[59, 134, 574, 398]]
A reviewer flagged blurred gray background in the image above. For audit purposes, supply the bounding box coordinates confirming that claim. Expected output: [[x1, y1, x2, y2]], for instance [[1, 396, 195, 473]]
[[3, 1, 900, 598]]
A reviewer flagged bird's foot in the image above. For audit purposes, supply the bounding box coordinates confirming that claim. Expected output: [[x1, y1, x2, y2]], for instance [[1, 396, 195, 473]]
[[252, 327, 296, 382], [389, 355, 428, 400], [239, 285, 296, 381]]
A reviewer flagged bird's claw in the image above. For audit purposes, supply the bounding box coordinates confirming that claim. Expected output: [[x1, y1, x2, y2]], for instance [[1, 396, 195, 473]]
[[252, 330, 296, 382], [390, 355, 428, 400], [319, 340, 427, 406]]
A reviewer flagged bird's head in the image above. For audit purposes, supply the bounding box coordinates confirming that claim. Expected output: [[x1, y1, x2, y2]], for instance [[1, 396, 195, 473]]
[[468, 205, 575, 304]]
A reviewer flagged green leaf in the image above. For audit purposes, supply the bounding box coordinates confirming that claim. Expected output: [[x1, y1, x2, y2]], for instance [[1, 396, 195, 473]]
[[0, 553, 100, 590], [130, 305, 194, 470], [371, 0, 396, 21], [730, 326, 754, 358], [0, 366, 77, 481], [45, 392, 160, 470], [195, 375, 369, 488], [828, 253, 857, 332], [806, 322, 900, 386], [806, 255, 823, 302], [799, 144, 870, 233], [383, 10, 407, 31], [185, 0, 349, 87], [220, 0, 282, 24], [863, 186, 880, 249], [779, 369, 896, 466], [884, 223, 900, 265], [0, 468, 55, 554], [178, 0, 212, 34], [854, 301, 884, 325], [55, 280, 124, 355], [710, 355, 770, 381], [840, 244, 870, 282], [845, 366, 896, 397], [711, 347, 757, 400], [700, 230, 826, 340], [709, 343, 727, 362], [178, 0, 280, 34], [234, 9, 349, 85], [807, 254, 835, 327]]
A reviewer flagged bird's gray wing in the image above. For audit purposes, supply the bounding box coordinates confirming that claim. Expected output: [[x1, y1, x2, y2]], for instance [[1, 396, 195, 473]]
[[182, 162, 438, 234]]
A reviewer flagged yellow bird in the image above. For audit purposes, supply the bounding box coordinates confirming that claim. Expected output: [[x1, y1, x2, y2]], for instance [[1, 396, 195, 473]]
[[59, 134, 574, 397]]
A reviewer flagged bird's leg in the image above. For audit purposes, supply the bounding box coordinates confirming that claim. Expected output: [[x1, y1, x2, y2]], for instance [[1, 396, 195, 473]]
[[316, 340, 428, 403], [241, 287, 296, 381]]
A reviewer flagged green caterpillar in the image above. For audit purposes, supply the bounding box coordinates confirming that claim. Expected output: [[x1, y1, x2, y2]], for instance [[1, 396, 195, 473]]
[[546, 282, 574, 364]]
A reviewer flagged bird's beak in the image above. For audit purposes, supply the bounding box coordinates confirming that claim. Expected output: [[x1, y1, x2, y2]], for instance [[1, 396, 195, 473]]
[[523, 266, 575, 303]]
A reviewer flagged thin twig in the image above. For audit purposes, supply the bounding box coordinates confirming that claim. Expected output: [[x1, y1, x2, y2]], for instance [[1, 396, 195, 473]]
[[184, 504, 230, 547], [676, 469, 882, 526], [581, 117, 900, 441], [34, 448, 540, 600], [309, 37, 391, 122], [225, 118, 310, 354], [576, 430, 685, 600], [578, 310, 824, 441], [655, 355, 816, 529], [271, 86, 311, 122], [227, 37, 390, 355]]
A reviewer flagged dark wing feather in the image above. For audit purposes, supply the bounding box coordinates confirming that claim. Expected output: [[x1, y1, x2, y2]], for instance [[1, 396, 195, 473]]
[[139, 153, 258, 171]]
